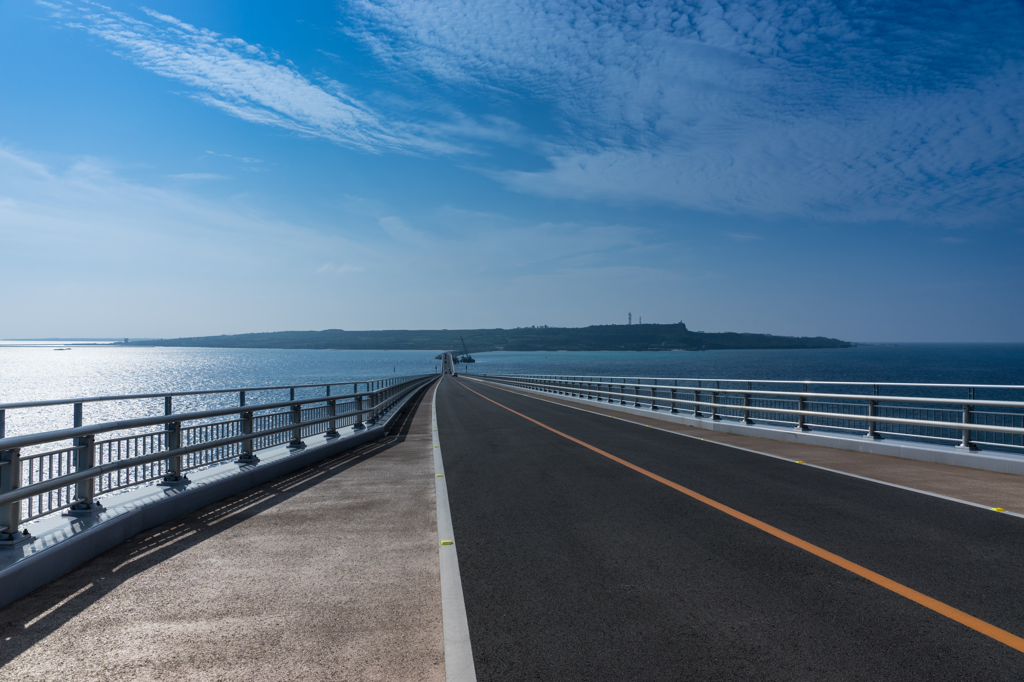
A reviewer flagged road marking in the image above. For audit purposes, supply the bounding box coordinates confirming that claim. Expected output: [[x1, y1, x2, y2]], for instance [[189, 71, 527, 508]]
[[469, 378, 1024, 521], [456, 380, 1024, 655], [432, 384, 478, 682]]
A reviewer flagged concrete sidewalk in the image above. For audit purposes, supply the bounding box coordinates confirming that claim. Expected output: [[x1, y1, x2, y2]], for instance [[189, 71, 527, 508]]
[[0, 386, 444, 682], [479, 379, 1024, 516]]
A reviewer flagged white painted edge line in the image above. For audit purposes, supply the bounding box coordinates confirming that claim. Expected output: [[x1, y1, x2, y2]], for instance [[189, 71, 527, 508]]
[[467, 377, 1024, 521], [432, 382, 477, 682]]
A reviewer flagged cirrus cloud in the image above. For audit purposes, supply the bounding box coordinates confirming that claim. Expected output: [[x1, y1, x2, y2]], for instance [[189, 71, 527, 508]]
[[343, 0, 1024, 223]]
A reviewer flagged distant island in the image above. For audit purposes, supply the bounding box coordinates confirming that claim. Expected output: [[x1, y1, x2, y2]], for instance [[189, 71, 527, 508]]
[[127, 323, 852, 353]]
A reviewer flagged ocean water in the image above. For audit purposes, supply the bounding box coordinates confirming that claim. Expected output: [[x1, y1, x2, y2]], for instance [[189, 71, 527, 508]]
[[0, 346, 443, 438], [2, 343, 1024, 438], [459, 344, 1024, 387]]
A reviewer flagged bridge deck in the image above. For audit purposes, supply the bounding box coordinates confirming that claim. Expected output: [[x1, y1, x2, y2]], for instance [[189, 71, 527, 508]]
[[439, 377, 1024, 680], [0, 388, 444, 681], [4, 375, 1024, 680], [481, 378, 1024, 515]]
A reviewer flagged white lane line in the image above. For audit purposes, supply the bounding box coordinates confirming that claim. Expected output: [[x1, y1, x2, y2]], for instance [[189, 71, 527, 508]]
[[467, 378, 1024, 520], [433, 382, 477, 682]]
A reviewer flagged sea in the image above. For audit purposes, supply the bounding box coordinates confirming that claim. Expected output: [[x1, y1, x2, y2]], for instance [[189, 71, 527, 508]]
[[2, 343, 1024, 438]]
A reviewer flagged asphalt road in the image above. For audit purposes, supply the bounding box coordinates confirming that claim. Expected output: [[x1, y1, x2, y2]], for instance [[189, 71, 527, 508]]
[[436, 377, 1024, 681]]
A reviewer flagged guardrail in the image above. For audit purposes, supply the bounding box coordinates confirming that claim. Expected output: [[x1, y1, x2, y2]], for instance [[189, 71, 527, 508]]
[[0, 374, 435, 542], [477, 374, 1024, 454]]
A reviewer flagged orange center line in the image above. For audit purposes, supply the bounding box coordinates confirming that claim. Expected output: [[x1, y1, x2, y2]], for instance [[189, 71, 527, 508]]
[[454, 379, 1024, 655]]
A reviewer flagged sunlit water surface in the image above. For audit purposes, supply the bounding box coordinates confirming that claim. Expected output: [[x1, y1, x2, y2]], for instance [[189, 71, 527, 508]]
[[0, 346, 442, 437], [3, 344, 1024, 438]]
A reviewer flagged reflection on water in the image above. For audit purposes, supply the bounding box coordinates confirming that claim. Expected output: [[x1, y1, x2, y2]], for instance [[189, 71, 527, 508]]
[[3, 343, 1024, 438], [0, 346, 443, 438]]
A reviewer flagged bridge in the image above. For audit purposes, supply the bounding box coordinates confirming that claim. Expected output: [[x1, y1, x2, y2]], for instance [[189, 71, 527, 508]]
[[2, 369, 1024, 679]]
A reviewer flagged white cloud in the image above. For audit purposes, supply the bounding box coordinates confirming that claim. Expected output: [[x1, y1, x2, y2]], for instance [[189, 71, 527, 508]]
[[0, 145, 664, 336], [205, 151, 262, 164], [0, 148, 51, 178], [0, 144, 388, 336], [47, 2, 502, 155], [378, 215, 428, 245], [344, 0, 1024, 223], [59, 3, 391, 151], [169, 173, 228, 180], [317, 262, 364, 274], [726, 232, 763, 242], [45, 1, 1023, 224]]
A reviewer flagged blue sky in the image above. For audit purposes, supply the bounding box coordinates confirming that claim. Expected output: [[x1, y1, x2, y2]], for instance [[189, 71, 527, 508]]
[[1, 0, 1022, 342]]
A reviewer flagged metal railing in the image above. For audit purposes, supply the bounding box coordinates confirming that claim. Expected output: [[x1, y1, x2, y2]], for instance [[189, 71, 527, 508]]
[[477, 374, 1024, 454], [0, 374, 435, 540]]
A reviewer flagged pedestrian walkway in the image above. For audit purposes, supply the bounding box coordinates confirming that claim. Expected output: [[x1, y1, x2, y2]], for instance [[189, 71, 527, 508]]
[[0, 387, 444, 682]]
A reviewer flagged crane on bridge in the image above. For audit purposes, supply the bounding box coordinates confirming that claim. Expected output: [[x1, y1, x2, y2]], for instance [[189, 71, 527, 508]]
[[458, 336, 475, 364]]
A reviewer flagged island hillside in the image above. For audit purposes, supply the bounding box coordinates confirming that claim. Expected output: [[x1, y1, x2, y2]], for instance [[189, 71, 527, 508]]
[[128, 324, 852, 353]]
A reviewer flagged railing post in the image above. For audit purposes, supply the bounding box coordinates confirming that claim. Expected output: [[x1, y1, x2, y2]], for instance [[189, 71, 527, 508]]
[[795, 383, 809, 432], [741, 386, 753, 425], [670, 380, 679, 414], [237, 411, 257, 463], [68, 433, 100, 514], [236, 390, 259, 464], [958, 389, 978, 450], [289, 387, 305, 447], [651, 380, 659, 411], [68, 402, 100, 513], [353, 384, 365, 430], [864, 401, 879, 440], [633, 382, 641, 408], [161, 421, 189, 484], [326, 385, 339, 438], [372, 383, 382, 423], [160, 397, 188, 484], [0, 447, 31, 545], [693, 381, 703, 418], [711, 381, 720, 420], [863, 384, 880, 440]]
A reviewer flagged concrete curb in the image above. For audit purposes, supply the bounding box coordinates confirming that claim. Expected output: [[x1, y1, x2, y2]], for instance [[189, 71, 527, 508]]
[[0, 379, 435, 610], [469, 378, 1024, 477], [432, 381, 477, 682]]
